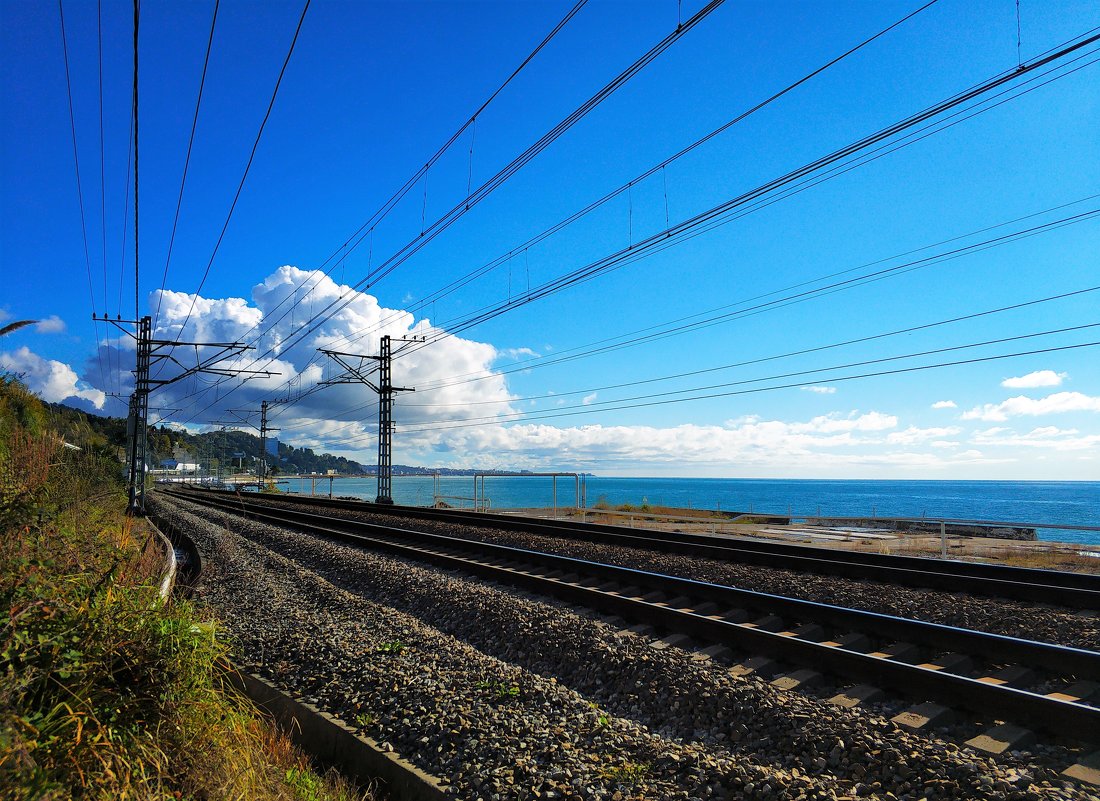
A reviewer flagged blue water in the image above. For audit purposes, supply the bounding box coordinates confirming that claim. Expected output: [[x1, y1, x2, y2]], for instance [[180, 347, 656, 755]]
[[280, 475, 1100, 545]]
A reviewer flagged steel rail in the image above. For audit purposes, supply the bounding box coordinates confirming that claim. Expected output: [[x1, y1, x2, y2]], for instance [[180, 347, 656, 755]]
[[163, 488, 1100, 738], [184, 487, 1100, 606]]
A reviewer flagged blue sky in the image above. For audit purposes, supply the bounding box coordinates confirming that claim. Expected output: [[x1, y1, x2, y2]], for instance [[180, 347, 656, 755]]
[[2, 0, 1098, 479]]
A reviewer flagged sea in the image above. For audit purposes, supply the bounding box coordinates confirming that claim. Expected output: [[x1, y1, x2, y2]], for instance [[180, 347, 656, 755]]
[[275, 475, 1100, 546]]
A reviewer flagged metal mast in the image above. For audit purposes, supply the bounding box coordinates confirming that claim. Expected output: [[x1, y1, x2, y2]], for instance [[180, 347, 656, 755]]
[[102, 313, 275, 513], [320, 334, 419, 504]]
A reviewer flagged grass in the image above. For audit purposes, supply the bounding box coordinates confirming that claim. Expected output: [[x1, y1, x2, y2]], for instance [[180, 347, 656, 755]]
[[598, 761, 651, 784], [476, 679, 520, 700], [376, 640, 407, 655], [0, 375, 371, 801]]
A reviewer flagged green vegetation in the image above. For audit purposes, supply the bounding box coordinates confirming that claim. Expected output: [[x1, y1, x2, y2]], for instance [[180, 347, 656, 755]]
[[588, 702, 611, 728], [376, 640, 408, 655], [476, 679, 520, 700], [42, 401, 367, 476], [598, 761, 651, 784], [0, 375, 368, 800]]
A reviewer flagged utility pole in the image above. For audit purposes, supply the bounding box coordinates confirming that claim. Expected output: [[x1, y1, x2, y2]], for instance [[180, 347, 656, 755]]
[[258, 400, 280, 487], [376, 335, 398, 504], [320, 333, 420, 504], [228, 399, 283, 490], [125, 316, 151, 512], [101, 314, 275, 513]]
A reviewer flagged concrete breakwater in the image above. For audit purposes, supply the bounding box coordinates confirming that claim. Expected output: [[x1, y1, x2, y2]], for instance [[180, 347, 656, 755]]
[[805, 517, 1037, 541]]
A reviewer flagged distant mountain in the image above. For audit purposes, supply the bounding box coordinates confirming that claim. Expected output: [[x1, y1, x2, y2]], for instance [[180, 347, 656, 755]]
[[49, 402, 542, 477]]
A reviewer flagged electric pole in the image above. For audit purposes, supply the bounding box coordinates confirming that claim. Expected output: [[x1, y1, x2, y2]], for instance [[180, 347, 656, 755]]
[[320, 333, 420, 504], [101, 314, 276, 513]]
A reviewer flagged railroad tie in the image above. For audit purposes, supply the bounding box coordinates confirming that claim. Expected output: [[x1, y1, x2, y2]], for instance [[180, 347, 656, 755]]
[[1062, 751, 1100, 787], [964, 723, 1036, 755], [828, 684, 885, 709], [892, 702, 956, 731]]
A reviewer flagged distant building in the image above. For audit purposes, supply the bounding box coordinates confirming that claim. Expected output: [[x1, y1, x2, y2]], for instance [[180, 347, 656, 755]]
[[159, 458, 200, 473]]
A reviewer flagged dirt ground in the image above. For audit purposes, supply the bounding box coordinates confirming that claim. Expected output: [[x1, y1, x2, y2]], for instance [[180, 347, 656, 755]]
[[506, 505, 1100, 575]]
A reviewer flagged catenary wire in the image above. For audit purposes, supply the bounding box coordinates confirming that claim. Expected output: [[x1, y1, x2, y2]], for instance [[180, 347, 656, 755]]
[[266, 286, 1097, 443], [411, 195, 1100, 389], [152, 0, 220, 332], [221, 0, 728, 385], [170, 0, 311, 341], [241, 0, 591, 345], [403, 45, 1100, 355], [325, 0, 943, 353], [409, 203, 1100, 391], [172, 26, 1100, 426], [320, 34, 1100, 365], [58, 0, 107, 391], [389, 340, 1100, 438], [404, 287, 1100, 408]]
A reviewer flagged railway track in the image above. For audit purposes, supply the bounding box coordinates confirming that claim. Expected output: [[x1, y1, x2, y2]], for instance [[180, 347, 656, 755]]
[[182, 486, 1100, 609], [164, 487, 1099, 745]]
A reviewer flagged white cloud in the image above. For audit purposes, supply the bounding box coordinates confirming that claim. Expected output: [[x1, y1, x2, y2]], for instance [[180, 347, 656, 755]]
[[581, 392, 598, 406], [800, 385, 836, 394], [1001, 370, 1067, 389], [139, 266, 518, 436], [970, 425, 1100, 451], [404, 410, 1018, 475], [791, 411, 897, 434], [931, 400, 957, 409], [961, 392, 1100, 422], [0, 309, 9, 323], [885, 426, 962, 445], [497, 347, 539, 361], [0, 346, 105, 409], [35, 316, 67, 334]]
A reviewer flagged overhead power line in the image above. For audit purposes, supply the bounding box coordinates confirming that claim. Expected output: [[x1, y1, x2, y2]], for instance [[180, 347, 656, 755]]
[[153, 0, 220, 332], [58, 0, 107, 391], [266, 283, 1098, 443], [404, 287, 1100, 408], [389, 339, 1100, 438], [229, 0, 728, 379], [170, 0, 311, 340], [403, 35, 1100, 353], [328, 0, 943, 353], [245, 0, 591, 341], [172, 0, 731, 422], [324, 25, 1099, 365], [409, 202, 1100, 392]]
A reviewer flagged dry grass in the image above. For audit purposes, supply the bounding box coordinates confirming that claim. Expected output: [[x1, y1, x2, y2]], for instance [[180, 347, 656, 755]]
[[0, 376, 372, 801]]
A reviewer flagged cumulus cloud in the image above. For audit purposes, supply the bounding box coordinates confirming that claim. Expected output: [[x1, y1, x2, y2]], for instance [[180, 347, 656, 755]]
[[961, 392, 1100, 422], [581, 393, 598, 406], [35, 316, 67, 334], [791, 411, 897, 434], [885, 426, 962, 445], [0, 346, 105, 409], [1001, 370, 1067, 389], [397, 408, 1021, 474], [137, 266, 519, 437], [799, 385, 836, 394], [970, 425, 1100, 451], [931, 400, 956, 409]]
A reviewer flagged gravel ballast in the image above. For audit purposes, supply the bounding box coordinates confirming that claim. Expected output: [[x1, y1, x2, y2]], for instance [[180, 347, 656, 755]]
[[151, 492, 1095, 800], [250, 498, 1099, 651]]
